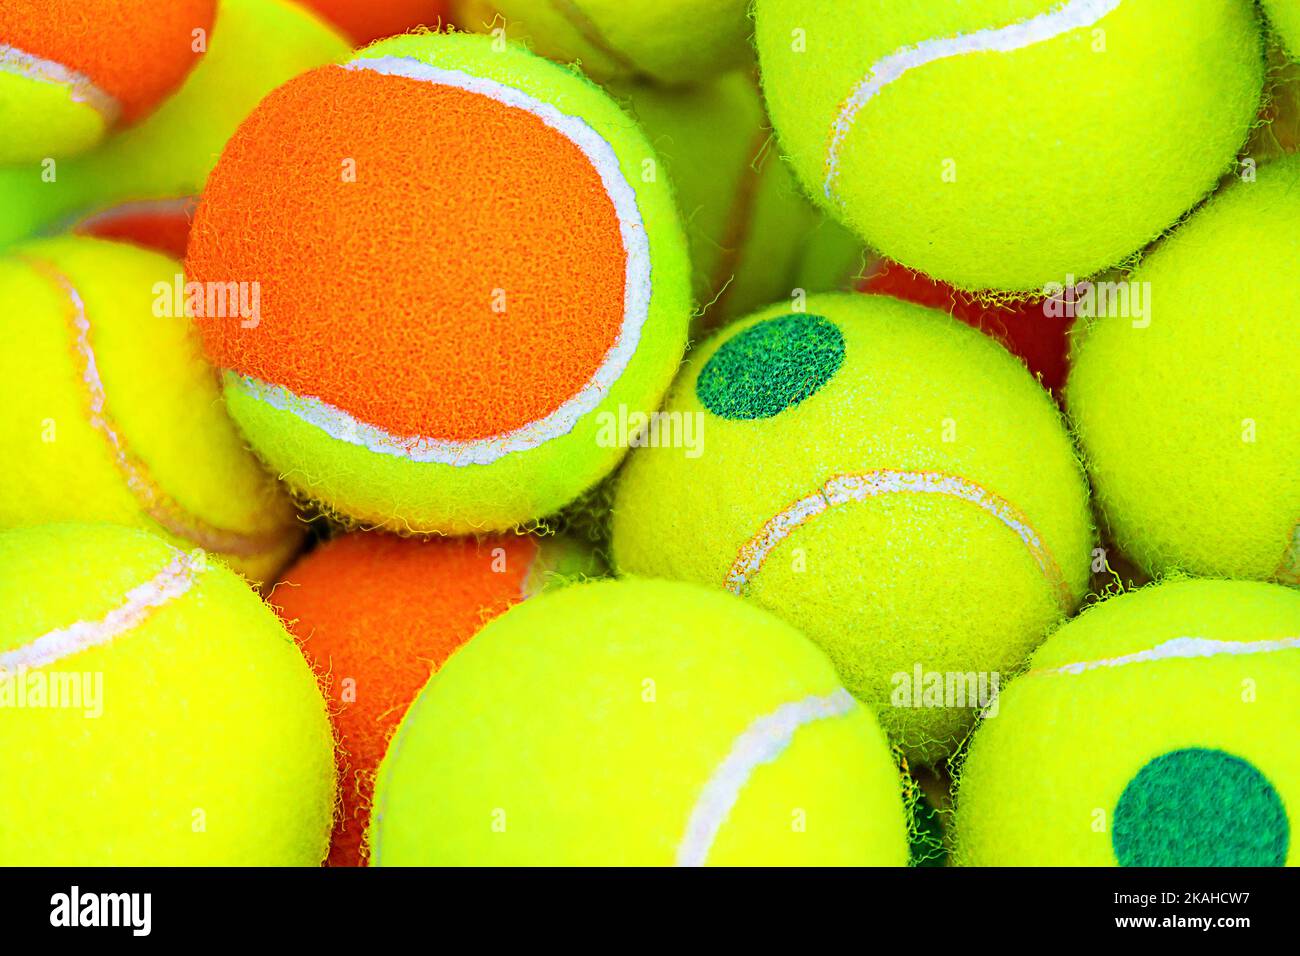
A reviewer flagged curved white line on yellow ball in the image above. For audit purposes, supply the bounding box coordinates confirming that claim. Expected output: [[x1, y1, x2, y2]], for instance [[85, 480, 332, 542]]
[[676, 689, 857, 867], [726, 470, 1073, 612], [22, 256, 292, 559], [1029, 636, 1300, 678], [0, 548, 203, 679], [321, 55, 652, 465], [0, 43, 121, 124], [823, 0, 1123, 203]]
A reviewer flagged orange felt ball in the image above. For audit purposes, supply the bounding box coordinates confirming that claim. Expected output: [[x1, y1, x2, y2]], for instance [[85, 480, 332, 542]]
[[273, 532, 587, 866], [300, 0, 450, 45]]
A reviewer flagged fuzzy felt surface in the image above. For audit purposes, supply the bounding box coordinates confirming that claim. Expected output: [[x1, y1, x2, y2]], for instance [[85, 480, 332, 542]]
[[1263, 0, 1300, 58], [275, 532, 553, 866], [956, 578, 1300, 866], [0, 237, 301, 583], [613, 293, 1094, 765], [0, 524, 335, 865], [0, 0, 215, 121], [613, 72, 860, 330], [0, 0, 350, 247], [483, 0, 752, 85], [369, 578, 909, 866], [755, 0, 1265, 291], [862, 259, 1072, 394], [188, 32, 690, 534], [193, 64, 627, 442], [302, 0, 449, 45], [1068, 155, 1300, 583]]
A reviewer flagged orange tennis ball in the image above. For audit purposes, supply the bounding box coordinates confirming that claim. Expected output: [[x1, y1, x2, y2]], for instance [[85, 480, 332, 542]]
[[301, 0, 451, 45], [274, 531, 596, 867], [0, 0, 216, 163], [188, 31, 690, 534]]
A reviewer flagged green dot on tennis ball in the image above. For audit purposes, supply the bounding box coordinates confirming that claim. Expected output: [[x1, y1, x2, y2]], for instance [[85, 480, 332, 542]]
[[696, 313, 845, 420], [1112, 748, 1289, 867]]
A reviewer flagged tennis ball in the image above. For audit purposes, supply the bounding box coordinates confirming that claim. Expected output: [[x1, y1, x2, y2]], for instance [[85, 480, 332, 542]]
[[1264, 0, 1300, 59], [0, 0, 350, 249], [0, 236, 302, 584], [612, 293, 1094, 764], [302, 0, 451, 46], [0, 523, 335, 866], [862, 259, 1073, 394], [71, 198, 196, 260], [0, 0, 216, 165], [754, 0, 1266, 292], [458, 0, 752, 85], [956, 578, 1300, 866], [276, 531, 598, 867], [369, 577, 909, 866], [614, 72, 865, 330], [1068, 154, 1300, 584], [188, 31, 690, 534]]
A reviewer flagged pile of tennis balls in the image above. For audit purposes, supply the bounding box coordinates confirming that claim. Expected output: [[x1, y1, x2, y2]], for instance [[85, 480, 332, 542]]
[[0, 0, 1296, 868]]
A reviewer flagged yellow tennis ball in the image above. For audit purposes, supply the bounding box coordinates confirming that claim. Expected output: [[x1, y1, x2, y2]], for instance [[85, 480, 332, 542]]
[[614, 72, 865, 330], [754, 0, 1266, 292], [0, 236, 302, 583], [0, 523, 336, 866], [955, 578, 1300, 866], [1264, 0, 1300, 59], [612, 293, 1095, 765], [458, 0, 753, 85], [369, 577, 910, 866], [1068, 154, 1300, 585]]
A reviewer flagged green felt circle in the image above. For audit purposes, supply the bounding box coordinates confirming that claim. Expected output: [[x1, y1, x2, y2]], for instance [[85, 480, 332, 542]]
[[696, 313, 845, 420], [1112, 748, 1289, 867]]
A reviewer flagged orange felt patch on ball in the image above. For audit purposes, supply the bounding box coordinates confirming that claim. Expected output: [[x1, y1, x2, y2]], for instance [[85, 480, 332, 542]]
[[302, 0, 450, 46], [0, 0, 216, 122], [274, 532, 540, 867], [189, 64, 627, 442], [74, 200, 195, 261]]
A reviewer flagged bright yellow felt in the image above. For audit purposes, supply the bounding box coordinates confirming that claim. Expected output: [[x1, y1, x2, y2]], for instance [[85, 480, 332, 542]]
[[613, 294, 1094, 764], [956, 578, 1300, 867], [370, 578, 909, 866], [0, 236, 301, 583], [0, 523, 335, 866]]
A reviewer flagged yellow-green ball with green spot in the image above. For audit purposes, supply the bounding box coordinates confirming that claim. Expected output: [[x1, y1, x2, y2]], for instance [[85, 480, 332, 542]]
[[956, 578, 1300, 866], [612, 293, 1094, 764]]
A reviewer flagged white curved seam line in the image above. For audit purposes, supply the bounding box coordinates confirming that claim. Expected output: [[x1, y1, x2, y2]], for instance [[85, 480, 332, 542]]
[[29, 259, 279, 557], [0, 43, 121, 125], [303, 56, 650, 466], [726, 470, 1070, 610], [1031, 636, 1300, 677], [0, 549, 203, 679], [676, 689, 856, 867], [824, 0, 1122, 202]]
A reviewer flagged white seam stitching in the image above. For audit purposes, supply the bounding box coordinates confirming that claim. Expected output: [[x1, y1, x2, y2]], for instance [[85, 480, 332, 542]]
[[1030, 636, 1300, 677], [824, 0, 1122, 203], [0, 547, 204, 679], [675, 688, 856, 867], [0, 43, 121, 125]]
